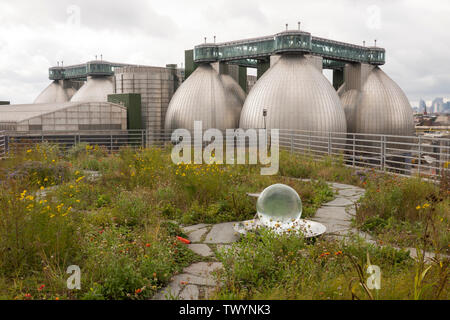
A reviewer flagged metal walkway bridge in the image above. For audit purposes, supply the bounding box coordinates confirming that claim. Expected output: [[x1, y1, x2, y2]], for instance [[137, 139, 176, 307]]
[[48, 61, 134, 81], [193, 29, 385, 70]]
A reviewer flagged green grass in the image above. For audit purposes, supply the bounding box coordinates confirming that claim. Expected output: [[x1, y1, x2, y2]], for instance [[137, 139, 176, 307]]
[[0, 143, 447, 300]]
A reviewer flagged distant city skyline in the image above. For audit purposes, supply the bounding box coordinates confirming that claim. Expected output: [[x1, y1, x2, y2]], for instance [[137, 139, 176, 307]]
[[412, 97, 450, 113]]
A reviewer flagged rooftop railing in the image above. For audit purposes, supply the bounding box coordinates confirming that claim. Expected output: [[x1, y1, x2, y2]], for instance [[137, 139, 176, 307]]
[[194, 31, 386, 68], [1, 129, 448, 181]]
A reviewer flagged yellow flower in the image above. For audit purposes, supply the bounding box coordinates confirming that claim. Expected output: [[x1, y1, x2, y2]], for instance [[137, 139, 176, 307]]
[[416, 205, 422, 210], [26, 149, 32, 153]]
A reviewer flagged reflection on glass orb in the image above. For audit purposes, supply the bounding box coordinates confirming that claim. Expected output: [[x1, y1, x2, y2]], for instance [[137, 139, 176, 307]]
[[257, 184, 302, 229]]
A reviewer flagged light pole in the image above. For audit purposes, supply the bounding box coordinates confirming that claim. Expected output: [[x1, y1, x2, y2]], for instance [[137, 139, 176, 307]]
[[263, 109, 268, 150]]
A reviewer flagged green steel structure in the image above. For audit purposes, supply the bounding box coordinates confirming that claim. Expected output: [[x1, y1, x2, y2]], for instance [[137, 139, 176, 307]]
[[107, 93, 143, 130], [192, 30, 385, 69], [49, 61, 134, 81]]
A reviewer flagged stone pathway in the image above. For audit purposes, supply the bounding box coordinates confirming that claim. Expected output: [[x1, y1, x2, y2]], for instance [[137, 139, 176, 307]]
[[310, 182, 366, 238], [153, 180, 444, 300], [153, 221, 240, 300], [153, 181, 368, 300]]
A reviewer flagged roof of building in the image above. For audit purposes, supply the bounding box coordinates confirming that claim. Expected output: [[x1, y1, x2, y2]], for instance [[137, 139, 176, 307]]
[[0, 101, 125, 123]]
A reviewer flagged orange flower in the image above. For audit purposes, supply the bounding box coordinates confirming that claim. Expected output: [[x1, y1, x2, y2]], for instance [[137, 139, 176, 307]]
[[145, 243, 151, 248], [335, 251, 343, 256], [135, 288, 142, 294]]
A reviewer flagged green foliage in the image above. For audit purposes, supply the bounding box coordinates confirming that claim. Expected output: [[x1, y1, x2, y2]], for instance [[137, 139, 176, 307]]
[[214, 231, 438, 300], [279, 151, 361, 185], [0, 144, 447, 300], [357, 174, 450, 251]]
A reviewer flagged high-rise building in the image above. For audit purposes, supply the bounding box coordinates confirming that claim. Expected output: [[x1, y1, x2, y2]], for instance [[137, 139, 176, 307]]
[[431, 97, 444, 113], [419, 99, 427, 113]]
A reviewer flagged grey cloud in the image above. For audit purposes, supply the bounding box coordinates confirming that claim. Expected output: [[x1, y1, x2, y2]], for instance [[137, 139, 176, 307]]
[[0, 0, 449, 104]]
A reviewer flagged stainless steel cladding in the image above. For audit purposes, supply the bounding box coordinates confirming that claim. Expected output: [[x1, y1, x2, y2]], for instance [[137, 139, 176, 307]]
[[34, 81, 70, 104], [165, 64, 245, 131], [341, 67, 414, 136], [70, 76, 114, 103], [239, 55, 347, 133], [114, 66, 182, 132]]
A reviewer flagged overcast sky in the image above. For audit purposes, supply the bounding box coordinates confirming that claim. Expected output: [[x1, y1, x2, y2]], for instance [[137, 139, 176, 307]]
[[0, 0, 449, 106]]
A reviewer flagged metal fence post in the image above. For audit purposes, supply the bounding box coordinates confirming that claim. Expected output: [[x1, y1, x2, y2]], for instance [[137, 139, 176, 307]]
[[352, 134, 356, 168], [308, 132, 311, 153], [418, 136, 422, 176], [381, 135, 386, 172], [328, 132, 331, 156], [110, 133, 113, 153], [290, 134, 293, 154]]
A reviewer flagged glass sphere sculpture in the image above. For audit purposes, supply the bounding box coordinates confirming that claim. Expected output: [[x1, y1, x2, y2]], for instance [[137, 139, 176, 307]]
[[256, 184, 303, 228]]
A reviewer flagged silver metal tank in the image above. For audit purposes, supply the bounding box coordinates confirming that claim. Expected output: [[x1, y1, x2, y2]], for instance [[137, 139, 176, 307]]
[[70, 76, 114, 103], [340, 89, 360, 133], [34, 81, 70, 104], [65, 87, 77, 101], [239, 55, 347, 133], [164, 64, 245, 131], [342, 67, 414, 136]]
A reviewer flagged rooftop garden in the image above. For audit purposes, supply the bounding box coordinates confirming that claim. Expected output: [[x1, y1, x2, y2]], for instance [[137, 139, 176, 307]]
[[0, 144, 447, 300]]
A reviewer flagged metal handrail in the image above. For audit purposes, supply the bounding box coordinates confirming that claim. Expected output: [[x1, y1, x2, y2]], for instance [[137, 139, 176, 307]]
[[1, 129, 449, 180]]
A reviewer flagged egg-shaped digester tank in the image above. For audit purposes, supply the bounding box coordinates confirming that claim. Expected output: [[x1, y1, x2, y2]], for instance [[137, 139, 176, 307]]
[[351, 67, 414, 136], [70, 76, 114, 103], [164, 64, 245, 132], [239, 55, 347, 133], [34, 81, 70, 104]]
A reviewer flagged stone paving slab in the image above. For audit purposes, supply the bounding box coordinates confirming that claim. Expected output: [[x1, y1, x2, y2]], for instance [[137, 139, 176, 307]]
[[346, 195, 364, 202], [315, 221, 352, 234], [323, 198, 354, 207], [315, 207, 351, 221], [187, 244, 213, 257], [338, 189, 365, 198], [188, 228, 209, 243], [183, 224, 210, 233], [183, 262, 223, 278], [179, 285, 200, 300], [329, 182, 362, 190], [204, 222, 240, 244], [172, 273, 217, 287]]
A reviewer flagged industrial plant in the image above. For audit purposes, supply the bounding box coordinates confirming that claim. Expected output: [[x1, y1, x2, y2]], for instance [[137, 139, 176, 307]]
[[0, 26, 417, 140]]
